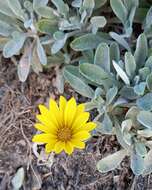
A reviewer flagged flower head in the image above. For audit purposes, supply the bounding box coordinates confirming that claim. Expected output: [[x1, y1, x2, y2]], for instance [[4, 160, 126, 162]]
[[32, 96, 96, 155]]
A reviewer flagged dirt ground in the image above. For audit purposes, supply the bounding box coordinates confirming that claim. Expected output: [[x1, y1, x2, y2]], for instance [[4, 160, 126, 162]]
[[0, 58, 152, 190]]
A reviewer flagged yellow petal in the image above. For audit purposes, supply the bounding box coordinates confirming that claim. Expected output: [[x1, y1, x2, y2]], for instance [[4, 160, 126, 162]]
[[32, 134, 56, 143], [76, 104, 85, 115], [59, 96, 67, 123], [39, 104, 49, 115], [72, 112, 90, 130], [64, 97, 77, 127], [36, 114, 57, 128], [64, 141, 74, 155], [70, 139, 85, 149], [49, 98, 61, 126], [59, 96, 67, 111], [54, 141, 65, 154], [45, 141, 56, 153], [83, 122, 96, 131], [72, 131, 90, 141], [34, 123, 57, 134]]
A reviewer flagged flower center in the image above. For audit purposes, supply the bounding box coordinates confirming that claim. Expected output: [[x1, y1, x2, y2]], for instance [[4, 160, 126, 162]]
[[57, 127, 72, 142]]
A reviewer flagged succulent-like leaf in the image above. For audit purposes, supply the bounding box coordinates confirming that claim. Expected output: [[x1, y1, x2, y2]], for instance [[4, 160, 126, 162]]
[[125, 52, 136, 79], [97, 149, 127, 173], [134, 33, 148, 68], [94, 0, 107, 9], [3, 32, 26, 58], [130, 151, 144, 175], [36, 6, 56, 19], [134, 82, 146, 96], [143, 150, 152, 175], [106, 86, 118, 105], [136, 93, 152, 111], [110, 0, 127, 24], [70, 34, 102, 51], [17, 45, 32, 82], [137, 111, 152, 129], [113, 60, 130, 85], [110, 42, 120, 64], [63, 66, 94, 98], [102, 113, 113, 134], [109, 32, 130, 51], [146, 73, 152, 91], [36, 38, 47, 65], [6, 0, 25, 20], [135, 142, 147, 157], [94, 43, 110, 72], [79, 63, 112, 85], [51, 0, 69, 17]]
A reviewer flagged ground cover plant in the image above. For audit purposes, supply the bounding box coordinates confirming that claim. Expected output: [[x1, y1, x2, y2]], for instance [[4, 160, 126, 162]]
[[1, 0, 152, 189]]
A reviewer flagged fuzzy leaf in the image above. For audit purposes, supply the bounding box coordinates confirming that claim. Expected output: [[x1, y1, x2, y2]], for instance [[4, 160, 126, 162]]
[[143, 150, 152, 175], [125, 52, 136, 78], [109, 32, 130, 51], [79, 63, 112, 85], [113, 60, 130, 85], [71, 34, 102, 51], [134, 82, 146, 96], [51, 0, 69, 17], [146, 73, 152, 91], [135, 142, 147, 157], [134, 33, 148, 68], [94, 43, 110, 72], [95, 0, 107, 9], [3, 32, 26, 58], [136, 93, 152, 111], [110, 42, 120, 63], [91, 16, 106, 28], [0, 20, 16, 37], [83, 0, 95, 10], [63, 66, 94, 98], [131, 151, 144, 175], [110, 0, 127, 24], [106, 86, 118, 105], [97, 149, 127, 173], [36, 6, 56, 19], [6, 0, 25, 20], [137, 111, 152, 129], [17, 46, 32, 82], [102, 113, 113, 134], [36, 39, 47, 65], [12, 167, 25, 190]]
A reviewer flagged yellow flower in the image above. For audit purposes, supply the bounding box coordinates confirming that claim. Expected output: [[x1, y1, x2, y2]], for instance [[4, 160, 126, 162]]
[[32, 96, 96, 155]]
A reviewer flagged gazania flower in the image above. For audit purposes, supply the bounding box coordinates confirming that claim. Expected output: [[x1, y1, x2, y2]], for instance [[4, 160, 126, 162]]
[[32, 96, 96, 155]]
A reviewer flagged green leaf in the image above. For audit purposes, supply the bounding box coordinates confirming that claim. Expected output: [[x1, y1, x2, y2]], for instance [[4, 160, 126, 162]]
[[17, 45, 31, 82], [102, 113, 113, 134], [33, 0, 48, 9], [131, 151, 144, 175], [36, 6, 56, 19], [113, 60, 130, 85], [134, 82, 146, 96], [79, 63, 112, 85], [97, 149, 127, 173], [120, 86, 138, 100], [90, 16, 107, 28], [6, 0, 25, 20], [106, 86, 118, 105], [36, 38, 47, 65], [110, 42, 120, 63], [135, 142, 147, 157], [125, 52, 136, 79], [51, 0, 69, 17], [3, 32, 26, 58], [136, 93, 152, 111], [94, 43, 110, 72], [95, 0, 107, 9], [109, 32, 130, 51], [0, 1, 16, 17], [137, 111, 152, 129], [37, 19, 58, 35], [134, 33, 148, 68], [0, 20, 16, 37], [143, 150, 152, 175], [83, 0, 95, 10], [110, 0, 128, 24], [146, 73, 152, 91], [63, 66, 94, 98], [70, 34, 102, 51]]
